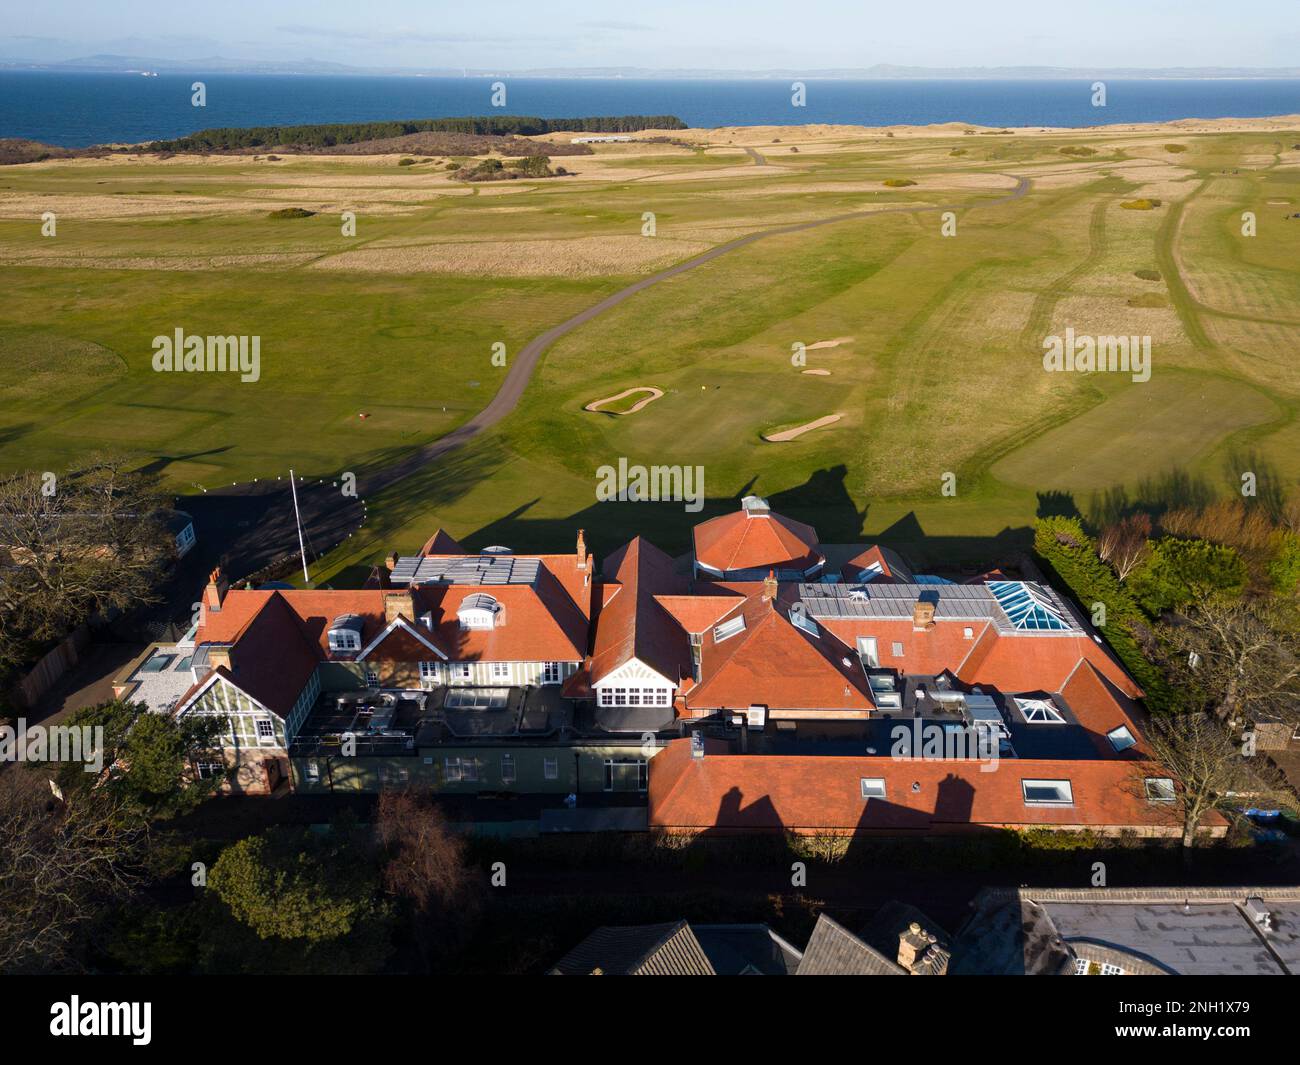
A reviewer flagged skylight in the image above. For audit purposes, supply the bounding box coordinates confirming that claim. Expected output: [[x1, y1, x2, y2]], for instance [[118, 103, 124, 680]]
[[1016, 698, 1065, 724], [789, 604, 820, 638], [989, 581, 1071, 631], [1022, 779, 1074, 806], [713, 615, 746, 642], [1107, 725, 1137, 752]]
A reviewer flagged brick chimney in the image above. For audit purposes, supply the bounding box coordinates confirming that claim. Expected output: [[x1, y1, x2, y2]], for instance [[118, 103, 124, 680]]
[[384, 590, 414, 624], [208, 645, 233, 672], [897, 922, 928, 970], [912, 596, 936, 631], [762, 569, 778, 602], [576, 529, 587, 570], [204, 567, 226, 613]]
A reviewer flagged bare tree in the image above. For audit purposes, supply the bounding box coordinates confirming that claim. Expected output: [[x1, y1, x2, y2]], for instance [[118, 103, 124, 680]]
[[0, 458, 172, 674], [1158, 598, 1300, 726], [1097, 512, 1152, 580], [375, 789, 480, 967], [1142, 713, 1282, 852], [0, 770, 148, 973]]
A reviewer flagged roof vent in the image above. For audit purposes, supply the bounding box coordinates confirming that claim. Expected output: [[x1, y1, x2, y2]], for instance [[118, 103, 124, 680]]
[[1244, 897, 1273, 930]]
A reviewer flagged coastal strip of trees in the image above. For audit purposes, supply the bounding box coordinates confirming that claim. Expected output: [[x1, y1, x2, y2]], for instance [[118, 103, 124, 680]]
[[147, 115, 687, 152]]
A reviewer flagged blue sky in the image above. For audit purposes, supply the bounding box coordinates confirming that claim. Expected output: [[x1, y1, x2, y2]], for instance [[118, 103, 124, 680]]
[[4, 0, 1298, 69]]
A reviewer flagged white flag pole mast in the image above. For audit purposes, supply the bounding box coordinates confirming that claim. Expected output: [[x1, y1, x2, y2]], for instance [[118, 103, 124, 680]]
[[289, 468, 310, 584]]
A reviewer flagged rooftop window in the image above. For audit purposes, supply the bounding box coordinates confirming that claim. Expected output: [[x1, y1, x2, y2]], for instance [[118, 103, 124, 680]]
[[713, 615, 746, 642], [1016, 697, 1065, 724], [1107, 724, 1137, 752], [1144, 777, 1176, 803], [1022, 779, 1074, 806], [989, 581, 1071, 631], [860, 777, 887, 799]]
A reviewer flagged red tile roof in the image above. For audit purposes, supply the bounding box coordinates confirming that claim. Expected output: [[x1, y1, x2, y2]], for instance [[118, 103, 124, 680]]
[[648, 738, 1206, 835], [693, 506, 821, 575], [686, 591, 873, 713], [841, 544, 913, 583], [588, 537, 691, 685]]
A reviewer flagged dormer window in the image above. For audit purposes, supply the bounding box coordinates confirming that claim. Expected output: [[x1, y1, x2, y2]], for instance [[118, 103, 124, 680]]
[[458, 593, 502, 630], [327, 614, 364, 653]]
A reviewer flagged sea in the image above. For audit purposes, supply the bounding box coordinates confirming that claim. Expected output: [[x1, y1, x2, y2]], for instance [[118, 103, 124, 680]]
[[2, 71, 1299, 147]]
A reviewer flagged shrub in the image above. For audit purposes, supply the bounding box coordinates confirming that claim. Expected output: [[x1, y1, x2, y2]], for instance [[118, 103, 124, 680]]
[[1134, 268, 1161, 281], [1059, 146, 1097, 157], [397, 157, 416, 166], [1121, 198, 1162, 210], [1163, 143, 1188, 153], [267, 207, 314, 219], [882, 178, 917, 187], [1128, 537, 1247, 614]]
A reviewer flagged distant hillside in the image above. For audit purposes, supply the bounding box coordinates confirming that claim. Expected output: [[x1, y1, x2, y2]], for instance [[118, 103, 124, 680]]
[[147, 115, 687, 153]]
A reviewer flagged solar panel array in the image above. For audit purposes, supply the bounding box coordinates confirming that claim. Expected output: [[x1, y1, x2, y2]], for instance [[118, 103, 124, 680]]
[[390, 554, 541, 587], [798, 581, 1081, 635]]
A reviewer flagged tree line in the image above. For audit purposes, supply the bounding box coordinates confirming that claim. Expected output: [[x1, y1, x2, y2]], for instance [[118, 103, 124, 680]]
[[147, 115, 686, 152]]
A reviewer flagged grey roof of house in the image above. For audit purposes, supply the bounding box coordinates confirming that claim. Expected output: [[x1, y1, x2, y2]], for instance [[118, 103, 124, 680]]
[[1046, 899, 1296, 976], [862, 901, 951, 975], [797, 581, 1083, 636], [949, 894, 1075, 975], [796, 914, 906, 975], [693, 924, 803, 975], [953, 887, 1300, 975], [389, 553, 540, 587], [548, 920, 716, 975]]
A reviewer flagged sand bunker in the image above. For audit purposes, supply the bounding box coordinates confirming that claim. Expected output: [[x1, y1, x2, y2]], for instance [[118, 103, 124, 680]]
[[763, 413, 844, 441], [584, 386, 664, 415], [807, 336, 854, 350], [801, 369, 832, 376]]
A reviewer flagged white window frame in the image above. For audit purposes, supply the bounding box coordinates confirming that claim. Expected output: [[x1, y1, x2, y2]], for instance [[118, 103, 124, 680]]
[[713, 615, 745, 642], [1021, 779, 1074, 806], [419, 660, 440, 688], [857, 636, 879, 668], [365, 669, 379, 687], [1017, 698, 1066, 724], [542, 661, 562, 685], [500, 753, 516, 784], [1107, 724, 1137, 752], [543, 756, 559, 781], [1144, 777, 1176, 803], [891, 641, 904, 658], [860, 777, 887, 799], [255, 718, 275, 740], [490, 661, 510, 681]]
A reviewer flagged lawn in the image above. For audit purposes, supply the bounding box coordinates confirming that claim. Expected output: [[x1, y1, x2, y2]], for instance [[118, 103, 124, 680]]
[[2, 125, 1298, 579]]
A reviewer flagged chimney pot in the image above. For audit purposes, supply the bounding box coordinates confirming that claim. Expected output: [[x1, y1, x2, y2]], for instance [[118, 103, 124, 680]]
[[912, 597, 936, 631]]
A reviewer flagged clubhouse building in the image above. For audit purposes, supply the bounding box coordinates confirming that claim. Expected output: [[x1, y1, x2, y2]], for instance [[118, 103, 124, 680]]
[[123, 497, 1212, 838]]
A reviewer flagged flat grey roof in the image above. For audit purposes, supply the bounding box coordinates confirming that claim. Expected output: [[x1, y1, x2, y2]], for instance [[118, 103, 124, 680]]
[[390, 553, 541, 587], [1046, 901, 1289, 975], [797, 581, 1083, 635]]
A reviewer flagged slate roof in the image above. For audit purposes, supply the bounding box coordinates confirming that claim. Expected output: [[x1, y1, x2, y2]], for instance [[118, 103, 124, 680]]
[[796, 914, 905, 975], [548, 920, 716, 975]]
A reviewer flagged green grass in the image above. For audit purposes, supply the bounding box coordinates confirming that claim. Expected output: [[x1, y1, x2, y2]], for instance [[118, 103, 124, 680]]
[[3, 129, 1300, 578]]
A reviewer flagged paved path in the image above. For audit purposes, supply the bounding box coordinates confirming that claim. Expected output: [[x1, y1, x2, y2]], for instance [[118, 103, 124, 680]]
[[361, 174, 1030, 495]]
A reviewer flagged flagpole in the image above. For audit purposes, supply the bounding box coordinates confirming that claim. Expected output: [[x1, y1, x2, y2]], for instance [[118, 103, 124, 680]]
[[288, 468, 310, 584]]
